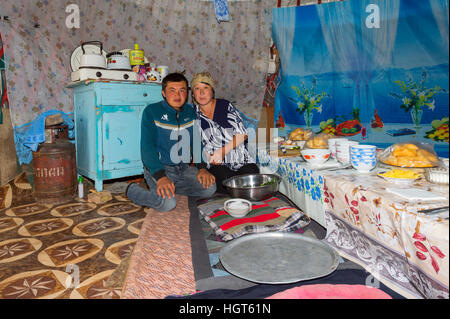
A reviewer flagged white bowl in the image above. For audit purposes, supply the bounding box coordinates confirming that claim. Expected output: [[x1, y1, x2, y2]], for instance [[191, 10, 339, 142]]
[[351, 158, 377, 172], [301, 148, 331, 166], [328, 138, 346, 158], [224, 199, 253, 218]]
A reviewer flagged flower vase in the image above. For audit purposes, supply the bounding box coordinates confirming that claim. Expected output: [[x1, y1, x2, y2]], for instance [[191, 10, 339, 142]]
[[411, 108, 423, 129], [304, 111, 313, 128]]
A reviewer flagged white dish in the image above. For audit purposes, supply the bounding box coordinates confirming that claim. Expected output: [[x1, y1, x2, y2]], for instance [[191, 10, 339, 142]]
[[301, 148, 331, 165], [224, 198, 252, 218], [280, 144, 301, 150], [378, 174, 420, 184], [425, 167, 449, 184], [70, 44, 108, 71]]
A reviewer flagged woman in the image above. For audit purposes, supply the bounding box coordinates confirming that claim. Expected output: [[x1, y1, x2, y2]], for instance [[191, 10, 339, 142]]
[[191, 72, 259, 194]]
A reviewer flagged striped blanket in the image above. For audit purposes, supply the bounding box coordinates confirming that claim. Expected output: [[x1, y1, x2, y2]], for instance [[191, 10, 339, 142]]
[[198, 196, 310, 241]]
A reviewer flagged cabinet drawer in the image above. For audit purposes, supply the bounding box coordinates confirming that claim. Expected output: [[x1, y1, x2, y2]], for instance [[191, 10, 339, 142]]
[[98, 85, 162, 106]]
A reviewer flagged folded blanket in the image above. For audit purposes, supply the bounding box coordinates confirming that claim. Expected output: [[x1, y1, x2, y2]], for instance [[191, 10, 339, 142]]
[[198, 196, 310, 241], [13, 110, 74, 164], [266, 284, 392, 299]]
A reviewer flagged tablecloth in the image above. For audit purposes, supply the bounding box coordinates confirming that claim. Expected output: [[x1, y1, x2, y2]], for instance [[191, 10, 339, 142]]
[[258, 148, 449, 299]]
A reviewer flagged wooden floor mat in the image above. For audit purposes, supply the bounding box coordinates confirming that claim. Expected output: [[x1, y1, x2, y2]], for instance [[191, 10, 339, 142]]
[[122, 195, 196, 299]]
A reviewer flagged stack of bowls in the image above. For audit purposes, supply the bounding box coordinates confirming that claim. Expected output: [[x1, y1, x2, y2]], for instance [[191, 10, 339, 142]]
[[336, 140, 359, 164], [350, 144, 377, 172], [328, 137, 345, 159]]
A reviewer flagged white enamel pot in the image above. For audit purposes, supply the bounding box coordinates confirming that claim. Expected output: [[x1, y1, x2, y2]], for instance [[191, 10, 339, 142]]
[[106, 51, 131, 70]]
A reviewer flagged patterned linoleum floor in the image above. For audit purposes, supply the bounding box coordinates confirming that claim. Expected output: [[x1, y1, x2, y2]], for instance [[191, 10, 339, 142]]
[[0, 172, 146, 299]]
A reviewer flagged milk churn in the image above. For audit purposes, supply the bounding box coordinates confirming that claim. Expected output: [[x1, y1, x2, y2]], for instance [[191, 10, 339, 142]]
[[32, 140, 77, 204]]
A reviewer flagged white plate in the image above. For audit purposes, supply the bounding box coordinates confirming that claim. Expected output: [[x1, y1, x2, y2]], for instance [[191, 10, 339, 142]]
[[70, 44, 108, 71], [280, 144, 300, 150], [378, 174, 420, 184]]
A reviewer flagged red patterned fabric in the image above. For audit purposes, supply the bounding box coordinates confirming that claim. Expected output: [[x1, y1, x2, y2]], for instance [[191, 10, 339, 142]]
[[121, 195, 196, 299]]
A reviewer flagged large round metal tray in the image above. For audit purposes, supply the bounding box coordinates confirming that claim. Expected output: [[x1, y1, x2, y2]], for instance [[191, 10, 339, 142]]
[[219, 232, 339, 284]]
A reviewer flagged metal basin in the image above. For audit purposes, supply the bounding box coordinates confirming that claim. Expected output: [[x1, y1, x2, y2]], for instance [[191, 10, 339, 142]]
[[222, 174, 281, 201]]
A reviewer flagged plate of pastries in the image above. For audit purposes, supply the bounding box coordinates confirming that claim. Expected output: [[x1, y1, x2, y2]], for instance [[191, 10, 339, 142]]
[[289, 128, 313, 141], [380, 143, 439, 168]]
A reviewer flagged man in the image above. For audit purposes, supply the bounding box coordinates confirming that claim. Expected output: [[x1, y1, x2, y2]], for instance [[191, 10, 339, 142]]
[[126, 72, 216, 211]]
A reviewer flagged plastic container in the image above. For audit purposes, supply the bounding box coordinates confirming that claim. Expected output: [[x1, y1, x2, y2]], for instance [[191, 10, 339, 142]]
[[425, 167, 449, 184], [129, 43, 144, 66], [379, 142, 439, 168], [78, 176, 84, 198]]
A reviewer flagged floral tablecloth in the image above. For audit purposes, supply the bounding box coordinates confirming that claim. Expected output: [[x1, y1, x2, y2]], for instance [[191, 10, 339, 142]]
[[258, 148, 327, 226], [258, 148, 449, 299]]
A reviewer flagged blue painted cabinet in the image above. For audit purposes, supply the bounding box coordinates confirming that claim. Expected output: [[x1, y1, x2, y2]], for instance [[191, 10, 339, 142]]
[[72, 82, 163, 191]]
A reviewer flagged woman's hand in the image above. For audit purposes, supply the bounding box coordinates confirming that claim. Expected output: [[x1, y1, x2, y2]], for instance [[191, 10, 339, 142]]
[[156, 176, 176, 199], [208, 148, 225, 165], [197, 168, 216, 189]]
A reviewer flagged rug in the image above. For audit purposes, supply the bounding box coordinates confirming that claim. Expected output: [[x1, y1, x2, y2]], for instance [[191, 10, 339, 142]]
[[0, 172, 146, 299], [121, 195, 197, 299]]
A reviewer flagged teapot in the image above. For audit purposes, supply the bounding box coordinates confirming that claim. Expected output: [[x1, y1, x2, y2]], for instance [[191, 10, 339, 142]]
[[80, 41, 106, 69]]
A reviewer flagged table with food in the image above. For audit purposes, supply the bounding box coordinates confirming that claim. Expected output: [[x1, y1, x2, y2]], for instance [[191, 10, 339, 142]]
[[258, 128, 449, 299]]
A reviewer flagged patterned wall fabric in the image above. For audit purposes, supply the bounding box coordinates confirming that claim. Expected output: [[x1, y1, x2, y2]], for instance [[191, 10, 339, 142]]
[[0, 0, 276, 127]]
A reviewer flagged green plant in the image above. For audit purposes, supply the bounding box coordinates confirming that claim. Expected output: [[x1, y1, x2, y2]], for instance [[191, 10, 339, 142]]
[[292, 77, 330, 116], [390, 69, 446, 113]]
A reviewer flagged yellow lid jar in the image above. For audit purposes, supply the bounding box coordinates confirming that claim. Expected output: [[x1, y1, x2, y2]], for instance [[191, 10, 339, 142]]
[[129, 44, 144, 66]]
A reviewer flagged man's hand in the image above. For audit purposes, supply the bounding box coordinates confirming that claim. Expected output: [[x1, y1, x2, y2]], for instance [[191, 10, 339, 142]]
[[156, 176, 175, 199], [197, 168, 215, 189]]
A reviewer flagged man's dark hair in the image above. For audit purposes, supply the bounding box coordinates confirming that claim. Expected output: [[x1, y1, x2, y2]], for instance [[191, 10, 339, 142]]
[[162, 73, 189, 91]]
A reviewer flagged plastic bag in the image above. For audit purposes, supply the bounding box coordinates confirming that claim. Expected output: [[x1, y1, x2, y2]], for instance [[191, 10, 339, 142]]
[[288, 127, 313, 141], [378, 142, 439, 168], [304, 132, 332, 149]]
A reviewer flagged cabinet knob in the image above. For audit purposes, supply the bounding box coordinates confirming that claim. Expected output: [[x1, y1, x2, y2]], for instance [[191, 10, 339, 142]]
[[143, 93, 148, 97], [96, 71, 102, 77], [124, 74, 129, 80]]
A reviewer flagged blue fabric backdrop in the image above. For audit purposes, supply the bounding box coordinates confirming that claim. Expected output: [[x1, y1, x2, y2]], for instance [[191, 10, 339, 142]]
[[272, 0, 449, 156]]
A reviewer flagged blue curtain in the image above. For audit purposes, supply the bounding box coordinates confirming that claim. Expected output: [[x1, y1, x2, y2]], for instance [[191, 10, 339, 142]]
[[272, 7, 296, 126], [316, 0, 400, 138], [272, 0, 449, 155]]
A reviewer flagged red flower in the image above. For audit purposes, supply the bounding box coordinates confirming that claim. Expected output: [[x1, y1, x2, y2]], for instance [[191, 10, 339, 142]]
[[351, 200, 358, 207], [360, 196, 367, 202], [345, 194, 349, 204], [350, 207, 359, 215]]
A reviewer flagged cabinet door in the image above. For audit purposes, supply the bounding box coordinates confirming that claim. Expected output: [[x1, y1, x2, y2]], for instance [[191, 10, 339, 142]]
[[101, 105, 145, 173]]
